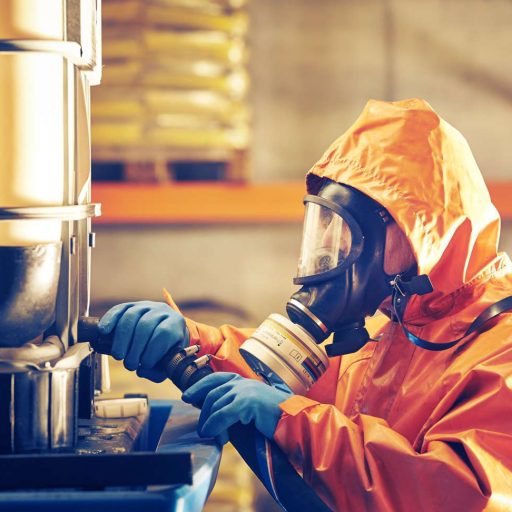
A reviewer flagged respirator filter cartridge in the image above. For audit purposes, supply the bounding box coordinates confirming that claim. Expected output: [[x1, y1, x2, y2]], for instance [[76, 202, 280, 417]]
[[239, 313, 329, 394]]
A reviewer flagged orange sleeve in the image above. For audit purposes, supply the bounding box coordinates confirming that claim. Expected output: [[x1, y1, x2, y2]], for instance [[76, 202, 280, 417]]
[[273, 364, 512, 511], [163, 287, 258, 378], [185, 318, 258, 378]]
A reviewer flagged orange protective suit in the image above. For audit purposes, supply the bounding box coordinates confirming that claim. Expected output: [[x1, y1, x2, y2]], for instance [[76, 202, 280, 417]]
[[180, 99, 512, 511]]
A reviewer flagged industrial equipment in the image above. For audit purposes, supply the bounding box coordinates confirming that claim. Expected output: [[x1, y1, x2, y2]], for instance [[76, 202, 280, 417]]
[[0, 3, 220, 509], [0, 0, 103, 456]]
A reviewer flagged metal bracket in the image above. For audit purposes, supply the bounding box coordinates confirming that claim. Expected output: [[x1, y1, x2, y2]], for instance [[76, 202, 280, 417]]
[[0, 204, 101, 221]]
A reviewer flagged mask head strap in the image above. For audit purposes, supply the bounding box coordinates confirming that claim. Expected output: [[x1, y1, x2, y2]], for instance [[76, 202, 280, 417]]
[[391, 274, 512, 351]]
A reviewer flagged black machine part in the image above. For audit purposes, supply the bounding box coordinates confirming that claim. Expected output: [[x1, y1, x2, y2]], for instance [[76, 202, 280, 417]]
[[77, 317, 331, 512], [0, 452, 192, 490]]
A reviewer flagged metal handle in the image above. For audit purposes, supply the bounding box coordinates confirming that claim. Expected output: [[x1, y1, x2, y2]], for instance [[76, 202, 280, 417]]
[[77, 316, 212, 391]]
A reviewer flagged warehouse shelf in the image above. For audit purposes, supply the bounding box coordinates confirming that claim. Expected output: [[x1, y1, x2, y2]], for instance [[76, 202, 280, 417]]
[[95, 0, 252, 183], [91, 181, 305, 224], [91, 181, 512, 224]]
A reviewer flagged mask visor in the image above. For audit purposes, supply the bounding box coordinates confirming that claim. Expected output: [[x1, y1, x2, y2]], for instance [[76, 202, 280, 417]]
[[295, 198, 363, 282]]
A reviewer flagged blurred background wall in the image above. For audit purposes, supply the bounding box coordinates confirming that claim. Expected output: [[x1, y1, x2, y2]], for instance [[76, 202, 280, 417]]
[[91, 0, 512, 323]]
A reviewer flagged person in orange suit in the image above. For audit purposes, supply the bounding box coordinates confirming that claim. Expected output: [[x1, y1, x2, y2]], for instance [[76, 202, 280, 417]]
[[100, 99, 512, 511]]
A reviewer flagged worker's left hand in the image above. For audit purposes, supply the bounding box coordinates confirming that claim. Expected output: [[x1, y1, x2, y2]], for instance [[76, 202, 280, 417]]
[[181, 372, 293, 445]]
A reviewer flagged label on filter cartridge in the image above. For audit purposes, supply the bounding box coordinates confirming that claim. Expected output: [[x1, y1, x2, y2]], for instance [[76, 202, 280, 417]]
[[252, 320, 290, 349], [267, 316, 326, 379]]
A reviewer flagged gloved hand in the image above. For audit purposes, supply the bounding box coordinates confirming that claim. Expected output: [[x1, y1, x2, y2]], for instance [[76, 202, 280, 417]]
[[99, 301, 189, 382], [182, 372, 293, 445]]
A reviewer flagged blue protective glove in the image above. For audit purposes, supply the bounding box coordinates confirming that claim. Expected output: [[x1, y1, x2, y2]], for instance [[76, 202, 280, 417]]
[[181, 372, 293, 445], [99, 301, 189, 382]]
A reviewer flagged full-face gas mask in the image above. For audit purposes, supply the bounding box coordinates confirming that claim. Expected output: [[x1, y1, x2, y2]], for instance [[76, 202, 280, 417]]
[[240, 180, 402, 394]]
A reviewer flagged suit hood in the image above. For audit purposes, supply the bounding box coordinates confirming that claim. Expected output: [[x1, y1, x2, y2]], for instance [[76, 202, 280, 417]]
[[306, 99, 502, 309]]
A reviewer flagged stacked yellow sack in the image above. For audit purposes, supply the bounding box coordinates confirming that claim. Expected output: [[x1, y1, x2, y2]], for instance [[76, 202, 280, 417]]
[[92, 0, 250, 156]]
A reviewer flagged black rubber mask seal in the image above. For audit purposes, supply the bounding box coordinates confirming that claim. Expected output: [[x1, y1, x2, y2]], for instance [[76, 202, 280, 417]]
[[287, 181, 396, 354]]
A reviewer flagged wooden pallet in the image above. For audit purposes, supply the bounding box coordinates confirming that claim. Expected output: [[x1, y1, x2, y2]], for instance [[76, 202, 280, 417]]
[[91, 148, 248, 183]]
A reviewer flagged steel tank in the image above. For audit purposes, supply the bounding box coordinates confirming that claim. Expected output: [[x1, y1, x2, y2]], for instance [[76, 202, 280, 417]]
[[0, 0, 101, 453]]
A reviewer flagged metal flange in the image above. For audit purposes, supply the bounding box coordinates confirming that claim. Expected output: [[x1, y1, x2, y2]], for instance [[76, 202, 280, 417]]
[[0, 203, 101, 221]]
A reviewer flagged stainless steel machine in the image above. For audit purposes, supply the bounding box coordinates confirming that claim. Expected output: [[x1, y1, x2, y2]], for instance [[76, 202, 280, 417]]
[[0, 0, 103, 455], [0, 4, 222, 507]]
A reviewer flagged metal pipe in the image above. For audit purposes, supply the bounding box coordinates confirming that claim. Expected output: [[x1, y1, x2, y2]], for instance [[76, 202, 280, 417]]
[[0, 336, 65, 368]]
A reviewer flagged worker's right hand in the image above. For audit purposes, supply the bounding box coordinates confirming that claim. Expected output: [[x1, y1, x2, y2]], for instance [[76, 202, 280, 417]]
[[99, 301, 189, 382]]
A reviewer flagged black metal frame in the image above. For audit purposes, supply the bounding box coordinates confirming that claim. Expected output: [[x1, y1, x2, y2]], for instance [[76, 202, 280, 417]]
[[0, 452, 192, 490]]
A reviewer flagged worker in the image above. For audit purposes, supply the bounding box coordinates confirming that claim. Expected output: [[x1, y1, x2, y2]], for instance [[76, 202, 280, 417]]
[[99, 98, 512, 511]]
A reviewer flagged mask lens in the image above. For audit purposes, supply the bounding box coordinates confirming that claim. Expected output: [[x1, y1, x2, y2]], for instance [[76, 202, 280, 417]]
[[296, 202, 353, 278]]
